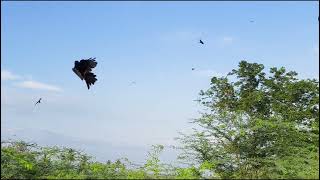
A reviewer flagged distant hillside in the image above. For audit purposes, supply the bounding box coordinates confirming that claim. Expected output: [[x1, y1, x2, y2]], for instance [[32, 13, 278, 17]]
[[1, 128, 179, 165]]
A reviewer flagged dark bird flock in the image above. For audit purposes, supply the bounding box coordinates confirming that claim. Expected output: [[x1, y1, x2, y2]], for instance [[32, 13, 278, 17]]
[[38, 19, 283, 105], [34, 38, 206, 106], [31, 16, 319, 107], [71, 39, 205, 91]]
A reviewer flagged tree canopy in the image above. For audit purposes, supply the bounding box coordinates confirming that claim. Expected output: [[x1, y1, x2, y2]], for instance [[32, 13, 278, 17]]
[[177, 61, 319, 179]]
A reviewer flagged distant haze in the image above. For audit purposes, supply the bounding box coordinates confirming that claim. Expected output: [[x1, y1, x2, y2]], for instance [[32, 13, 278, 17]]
[[1, 1, 318, 164], [1, 128, 180, 165]]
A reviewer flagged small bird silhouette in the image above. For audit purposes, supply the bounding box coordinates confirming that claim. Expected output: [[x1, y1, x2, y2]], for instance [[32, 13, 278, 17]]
[[250, 20, 255, 23], [199, 39, 204, 44], [191, 68, 195, 71], [35, 98, 42, 106]]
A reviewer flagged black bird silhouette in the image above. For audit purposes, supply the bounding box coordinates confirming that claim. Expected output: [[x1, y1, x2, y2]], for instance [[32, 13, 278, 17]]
[[35, 98, 42, 106], [199, 39, 204, 44], [191, 68, 195, 71], [72, 58, 98, 89]]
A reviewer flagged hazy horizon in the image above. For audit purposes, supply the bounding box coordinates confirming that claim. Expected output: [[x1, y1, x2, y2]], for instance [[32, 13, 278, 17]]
[[1, 1, 319, 163]]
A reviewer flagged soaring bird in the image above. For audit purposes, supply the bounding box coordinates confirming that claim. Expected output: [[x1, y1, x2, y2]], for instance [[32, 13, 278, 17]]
[[191, 68, 195, 71], [199, 39, 204, 44], [35, 98, 42, 106], [72, 58, 98, 89]]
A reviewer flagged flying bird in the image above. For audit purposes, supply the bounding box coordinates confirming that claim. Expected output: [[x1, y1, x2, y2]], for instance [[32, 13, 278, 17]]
[[72, 58, 98, 89], [129, 81, 136, 86], [191, 68, 195, 71], [199, 39, 204, 44], [250, 20, 255, 23], [34, 98, 42, 106]]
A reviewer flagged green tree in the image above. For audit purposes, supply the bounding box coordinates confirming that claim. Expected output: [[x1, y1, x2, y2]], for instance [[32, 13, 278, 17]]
[[178, 61, 319, 179]]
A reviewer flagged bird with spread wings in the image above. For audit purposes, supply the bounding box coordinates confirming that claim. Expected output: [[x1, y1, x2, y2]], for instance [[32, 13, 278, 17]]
[[72, 58, 98, 89], [34, 98, 42, 106]]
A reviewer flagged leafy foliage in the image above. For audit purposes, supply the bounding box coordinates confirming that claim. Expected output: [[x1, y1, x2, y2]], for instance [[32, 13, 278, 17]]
[[2, 61, 318, 179], [177, 61, 319, 179]]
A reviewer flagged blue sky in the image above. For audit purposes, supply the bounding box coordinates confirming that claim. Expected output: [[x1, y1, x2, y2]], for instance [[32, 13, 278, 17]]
[[1, 1, 319, 158]]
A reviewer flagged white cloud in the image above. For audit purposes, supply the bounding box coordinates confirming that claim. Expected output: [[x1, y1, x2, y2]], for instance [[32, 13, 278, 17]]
[[222, 36, 233, 45], [1, 70, 21, 81], [14, 80, 62, 92], [1, 69, 62, 92]]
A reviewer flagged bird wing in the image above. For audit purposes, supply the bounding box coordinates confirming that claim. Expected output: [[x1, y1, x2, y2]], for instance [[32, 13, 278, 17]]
[[81, 59, 97, 74], [88, 59, 97, 68], [84, 72, 97, 89], [73, 67, 84, 80], [74, 58, 98, 89]]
